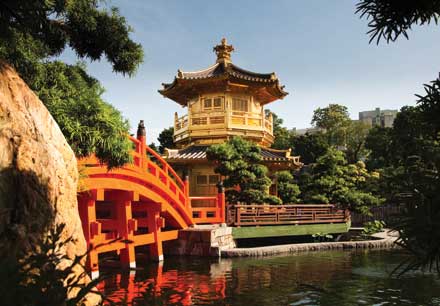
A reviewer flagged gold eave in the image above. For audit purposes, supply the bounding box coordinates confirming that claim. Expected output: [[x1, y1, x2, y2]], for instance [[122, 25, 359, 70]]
[[159, 76, 287, 106]]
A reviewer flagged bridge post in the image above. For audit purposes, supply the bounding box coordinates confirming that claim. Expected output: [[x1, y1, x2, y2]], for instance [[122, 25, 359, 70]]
[[137, 120, 147, 169], [78, 193, 100, 279], [147, 207, 164, 261], [117, 197, 136, 270]]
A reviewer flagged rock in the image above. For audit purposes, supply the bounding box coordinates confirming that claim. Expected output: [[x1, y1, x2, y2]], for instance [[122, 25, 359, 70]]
[[0, 62, 98, 305]]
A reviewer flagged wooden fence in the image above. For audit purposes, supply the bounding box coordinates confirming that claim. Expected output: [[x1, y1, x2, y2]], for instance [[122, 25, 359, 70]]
[[226, 204, 350, 227], [350, 204, 406, 227]]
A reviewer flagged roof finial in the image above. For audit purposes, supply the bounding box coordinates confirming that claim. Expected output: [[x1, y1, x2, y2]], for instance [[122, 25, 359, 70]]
[[213, 37, 234, 64]]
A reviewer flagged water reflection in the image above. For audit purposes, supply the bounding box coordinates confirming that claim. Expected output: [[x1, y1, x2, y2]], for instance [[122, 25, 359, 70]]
[[98, 250, 440, 306]]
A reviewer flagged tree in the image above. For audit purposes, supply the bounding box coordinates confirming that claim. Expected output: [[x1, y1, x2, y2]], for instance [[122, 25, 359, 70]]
[[356, 0, 440, 273], [356, 0, 440, 44], [0, 1, 143, 76], [301, 147, 383, 214], [311, 104, 351, 147], [291, 132, 329, 164], [35, 61, 133, 168], [149, 142, 159, 153], [275, 171, 301, 203], [157, 127, 175, 154], [266, 109, 293, 150], [0, 0, 144, 167], [345, 121, 370, 163], [365, 126, 393, 170], [206, 137, 281, 204]]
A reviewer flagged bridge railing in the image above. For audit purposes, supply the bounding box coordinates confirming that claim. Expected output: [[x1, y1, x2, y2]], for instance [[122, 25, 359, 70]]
[[128, 135, 190, 212], [227, 204, 350, 227]]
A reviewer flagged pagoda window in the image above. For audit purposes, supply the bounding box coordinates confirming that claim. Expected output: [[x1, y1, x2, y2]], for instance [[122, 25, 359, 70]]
[[196, 174, 220, 186], [196, 174, 219, 186], [232, 98, 249, 112], [196, 175, 208, 185], [203, 97, 223, 110], [213, 97, 223, 109]]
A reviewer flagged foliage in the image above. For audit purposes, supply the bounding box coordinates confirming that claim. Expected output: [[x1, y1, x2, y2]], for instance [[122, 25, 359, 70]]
[[35, 61, 133, 168], [0, 223, 103, 306], [266, 109, 293, 150], [356, 0, 440, 44], [361, 81, 440, 273], [365, 126, 393, 170], [206, 137, 281, 204], [362, 220, 385, 236], [158, 127, 175, 154], [149, 142, 159, 153], [311, 104, 351, 147], [345, 120, 370, 164], [0, 0, 143, 75], [291, 132, 330, 164], [312, 232, 334, 242], [301, 147, 383, 214], [0, 0, 144, 167], [275, 171, 301, 203]]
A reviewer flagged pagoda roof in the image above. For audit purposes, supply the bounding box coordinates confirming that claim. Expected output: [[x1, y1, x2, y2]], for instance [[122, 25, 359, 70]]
[[159, 39, 288, 106], [164, 145, 302, 167], [163, 62, 277, 84]]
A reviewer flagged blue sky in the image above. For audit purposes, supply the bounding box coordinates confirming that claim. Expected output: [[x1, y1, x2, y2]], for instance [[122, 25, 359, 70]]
[[61, 0, 440, 143]]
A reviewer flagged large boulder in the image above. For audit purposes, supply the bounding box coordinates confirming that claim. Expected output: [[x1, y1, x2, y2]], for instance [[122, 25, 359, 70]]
[[0, 62, 97, 304]]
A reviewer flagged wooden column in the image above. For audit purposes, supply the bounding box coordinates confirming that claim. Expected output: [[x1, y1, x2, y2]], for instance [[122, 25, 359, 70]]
[[184, 173, 190, 208], [78, 192, 100, 279], [217, 181, 226, 224], [147, 207, 164, 262], [117, 198, 136, 269]]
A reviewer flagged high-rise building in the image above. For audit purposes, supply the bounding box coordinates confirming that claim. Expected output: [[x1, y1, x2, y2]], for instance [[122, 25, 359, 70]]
[[359, 108, 398, 128]]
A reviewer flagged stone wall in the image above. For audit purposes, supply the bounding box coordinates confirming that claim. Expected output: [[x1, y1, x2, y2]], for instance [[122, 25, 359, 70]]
[[164, 224, 236, 257], [222, 229, 398, 257]]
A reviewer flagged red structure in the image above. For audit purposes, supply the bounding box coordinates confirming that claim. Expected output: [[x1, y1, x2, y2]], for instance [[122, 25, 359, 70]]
[[98, 264, 227, 305], [77, 121, 225, 278]]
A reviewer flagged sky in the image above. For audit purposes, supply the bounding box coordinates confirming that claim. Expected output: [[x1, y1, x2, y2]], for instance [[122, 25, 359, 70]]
[[61, 0, 440, 143]]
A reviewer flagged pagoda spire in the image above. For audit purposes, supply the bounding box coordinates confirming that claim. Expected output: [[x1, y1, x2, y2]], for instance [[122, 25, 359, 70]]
[[213, 38, 234, 64]]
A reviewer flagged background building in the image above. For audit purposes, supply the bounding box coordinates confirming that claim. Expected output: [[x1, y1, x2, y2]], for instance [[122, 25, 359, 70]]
[[359, 107, 398, 128]]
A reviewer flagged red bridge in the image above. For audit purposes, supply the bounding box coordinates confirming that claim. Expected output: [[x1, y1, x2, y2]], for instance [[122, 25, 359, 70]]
[[77, 121, 225, 278]]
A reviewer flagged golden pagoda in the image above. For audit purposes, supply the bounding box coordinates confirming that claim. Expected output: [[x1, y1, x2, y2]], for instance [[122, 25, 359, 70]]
[[159, 38, 301, 198]]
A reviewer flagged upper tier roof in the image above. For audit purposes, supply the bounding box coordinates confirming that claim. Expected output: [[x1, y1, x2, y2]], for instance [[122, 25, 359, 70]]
[[159, 38, 288, 106]]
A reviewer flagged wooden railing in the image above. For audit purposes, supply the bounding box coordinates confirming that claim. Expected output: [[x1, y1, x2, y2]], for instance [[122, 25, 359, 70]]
[[173, 110, 274, 141], [227, 204, 350, 227]]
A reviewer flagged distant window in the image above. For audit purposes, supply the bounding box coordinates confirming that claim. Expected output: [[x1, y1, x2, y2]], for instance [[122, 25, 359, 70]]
[[196, 175, 208, 185], [232, 98, 248, 112]]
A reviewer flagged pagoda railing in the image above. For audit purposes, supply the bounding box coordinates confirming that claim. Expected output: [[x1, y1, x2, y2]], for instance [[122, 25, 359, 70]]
[[174, 110, 273, 142]]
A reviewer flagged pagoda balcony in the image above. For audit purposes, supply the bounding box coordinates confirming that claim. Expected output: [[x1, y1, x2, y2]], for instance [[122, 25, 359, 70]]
[[174, 110, 274, 146]]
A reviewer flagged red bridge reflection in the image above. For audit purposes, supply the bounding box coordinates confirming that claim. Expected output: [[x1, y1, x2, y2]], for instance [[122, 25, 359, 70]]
[[98, 262, 227, 305]]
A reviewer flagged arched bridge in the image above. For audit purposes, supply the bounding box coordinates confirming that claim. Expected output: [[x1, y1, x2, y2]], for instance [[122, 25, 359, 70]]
[[77, 121, 224, 278]]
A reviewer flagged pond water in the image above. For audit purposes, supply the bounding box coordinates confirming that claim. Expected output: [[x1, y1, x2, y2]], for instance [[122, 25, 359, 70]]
[[99, 250, 440, 305]]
